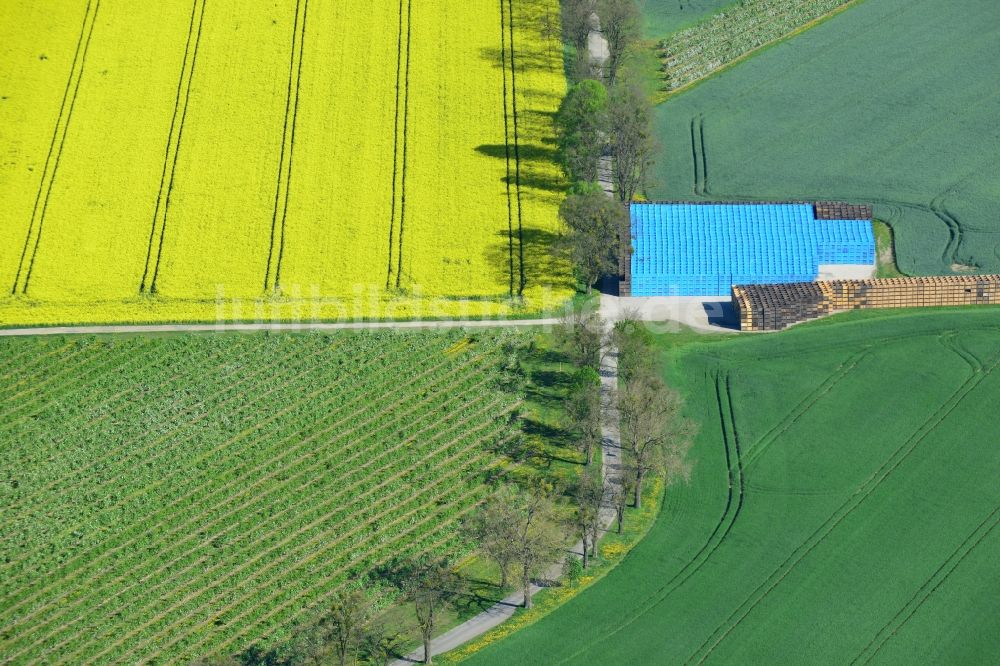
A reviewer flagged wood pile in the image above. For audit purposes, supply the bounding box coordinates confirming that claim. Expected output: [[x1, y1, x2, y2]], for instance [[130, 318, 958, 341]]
[[814, 202, 873, 220], [734, 275, 1000, 331]]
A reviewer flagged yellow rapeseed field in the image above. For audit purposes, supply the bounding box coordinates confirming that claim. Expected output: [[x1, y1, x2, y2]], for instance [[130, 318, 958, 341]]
[[0, 0, 571, 326]]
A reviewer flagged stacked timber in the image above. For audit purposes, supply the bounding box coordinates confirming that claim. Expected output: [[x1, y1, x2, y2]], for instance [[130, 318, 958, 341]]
[[734, 275, 1000, 331], [814, 202, 873, 220]]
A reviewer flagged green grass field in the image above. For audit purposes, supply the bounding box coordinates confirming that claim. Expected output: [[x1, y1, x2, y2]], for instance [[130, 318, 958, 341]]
[[460, 308, 1000, 664], [649, 0, 1000, 276], [0, 329, 532, 663]]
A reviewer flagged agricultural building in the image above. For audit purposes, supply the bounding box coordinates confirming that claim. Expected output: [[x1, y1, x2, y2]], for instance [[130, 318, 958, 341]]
[[624, 202, 874, 296]]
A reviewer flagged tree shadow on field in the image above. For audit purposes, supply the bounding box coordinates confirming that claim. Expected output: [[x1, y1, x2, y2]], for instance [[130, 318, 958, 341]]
[[482, 227, 575, 297], [476, 143, 566, 195]]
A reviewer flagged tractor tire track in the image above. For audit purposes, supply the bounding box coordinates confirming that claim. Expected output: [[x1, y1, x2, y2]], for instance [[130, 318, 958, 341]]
[[386, 0, 412, 290], [686, 349, 1000, 665], [498, 0, 517, 297], [504, 0, 526, 296], [141, 0, 206, 294], [12, 0, 101, 296], [852, 503, 1000, 665], [929, 194, 964, 268], [743, 348, 870, 472], [264, 0, 310, 294], [689, 115, 703, 196]]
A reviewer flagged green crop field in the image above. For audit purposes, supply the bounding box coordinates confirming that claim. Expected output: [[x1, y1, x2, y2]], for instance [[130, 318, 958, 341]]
[[649, 0, 1000, 276], [461, 308, 1000, 664], [0, 329, 527, 663]]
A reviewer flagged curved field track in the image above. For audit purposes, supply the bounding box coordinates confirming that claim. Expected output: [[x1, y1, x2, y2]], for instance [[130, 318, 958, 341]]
[[0, 329, 527, 663], [461, 308, 1000, 664]]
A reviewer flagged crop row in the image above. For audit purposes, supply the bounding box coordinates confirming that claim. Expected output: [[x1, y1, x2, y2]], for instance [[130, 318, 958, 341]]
[[1, 332, 462, 594], [0, 329, 526, 663], [4, 350, 497, 648], [659, 0, 852, 91]]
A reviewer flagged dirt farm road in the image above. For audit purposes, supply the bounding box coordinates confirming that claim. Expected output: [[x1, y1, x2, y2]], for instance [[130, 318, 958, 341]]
[[0, 318, 563, 337]]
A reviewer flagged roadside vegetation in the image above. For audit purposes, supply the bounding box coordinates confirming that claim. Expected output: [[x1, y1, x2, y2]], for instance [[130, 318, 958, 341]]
[[556, 0, 654, 293]]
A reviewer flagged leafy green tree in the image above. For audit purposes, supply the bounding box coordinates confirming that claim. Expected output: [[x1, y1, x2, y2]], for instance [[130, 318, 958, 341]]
[[465, 485, 521, 589], [558, 192, 628, 292], [555, 79, 609, 184], [361, 623, 405, 666]]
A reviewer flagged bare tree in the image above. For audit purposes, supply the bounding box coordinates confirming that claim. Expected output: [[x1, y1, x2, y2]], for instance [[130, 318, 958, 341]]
[[316, 589, 372, 666], [608, 84, 654, 204], [404, 557, 462, 665], [611, 318, 653, 384], [561, 0, 596, 53], [565, 374, 601, 465], [557, 308, 606, 371], [513, 491, 565, 609], [361, 622, 405, 666], [574, 469, 607, 567], [618, 368, 695, 508], [464, 486, 520, 589], [598, 0, 639, 85], [610, 469, 634, 534]]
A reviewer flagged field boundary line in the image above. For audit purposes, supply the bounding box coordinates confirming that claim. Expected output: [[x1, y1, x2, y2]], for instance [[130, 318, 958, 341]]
[[10, 352, 493, 653], [939, 331, 976, 373], [141, 0, 206, 294], [264, 0, 310, 293], [852, 503, 1000, 664], [686, 351, 1000, 665], [11, 0, 100, 295]]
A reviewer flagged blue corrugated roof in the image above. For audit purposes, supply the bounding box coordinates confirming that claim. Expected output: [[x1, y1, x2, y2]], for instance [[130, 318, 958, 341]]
[[630, 204, 874, 296]]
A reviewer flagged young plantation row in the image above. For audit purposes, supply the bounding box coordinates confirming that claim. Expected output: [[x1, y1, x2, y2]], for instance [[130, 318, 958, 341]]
[[658, 0, 852, 91], [0, 329, 527, 663]]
